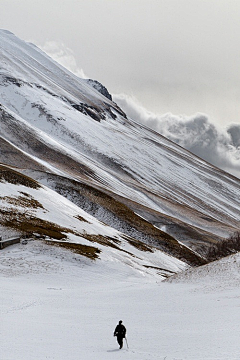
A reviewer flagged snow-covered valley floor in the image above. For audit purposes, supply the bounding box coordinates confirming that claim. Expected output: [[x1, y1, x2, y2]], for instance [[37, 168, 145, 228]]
[[1, 241, 240, 360]]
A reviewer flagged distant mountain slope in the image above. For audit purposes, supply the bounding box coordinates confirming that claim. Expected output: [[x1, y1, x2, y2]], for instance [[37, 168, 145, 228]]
[[0, 30, 239, 265]]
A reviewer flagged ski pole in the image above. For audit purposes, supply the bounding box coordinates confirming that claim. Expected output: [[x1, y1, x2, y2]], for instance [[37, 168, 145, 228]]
[[125, 336, 129, 349]]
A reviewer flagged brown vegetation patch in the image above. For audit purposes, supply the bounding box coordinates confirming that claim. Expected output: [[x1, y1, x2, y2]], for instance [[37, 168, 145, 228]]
[[164, 237, 207, 266], [123, 236, 154, 252], [81, 234, 121, 249], [143, 265, 176, 278], [0, 194, 44, 209], [0, 165, 40, 189], [74, 214, 90, 223], [0, 209, 70, 240], [143, 264, 175, 273], [81, 233, 139, 257], [45, 240, 101, 260], [206, 231, 240, 262]]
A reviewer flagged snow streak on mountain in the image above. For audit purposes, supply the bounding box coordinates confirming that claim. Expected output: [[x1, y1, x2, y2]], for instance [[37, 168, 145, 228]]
[[0, 30, 240, 272]]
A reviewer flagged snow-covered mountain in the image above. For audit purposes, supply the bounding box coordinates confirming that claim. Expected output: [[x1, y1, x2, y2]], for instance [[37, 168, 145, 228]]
[[0, 30, 240, 271]]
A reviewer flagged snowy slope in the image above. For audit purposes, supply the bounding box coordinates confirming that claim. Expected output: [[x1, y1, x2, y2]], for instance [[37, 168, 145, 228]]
[[0, 30, 240, 262], [0, 165, 185, 276], [0, 30, 116, 110], [1, 240, 240, 360]]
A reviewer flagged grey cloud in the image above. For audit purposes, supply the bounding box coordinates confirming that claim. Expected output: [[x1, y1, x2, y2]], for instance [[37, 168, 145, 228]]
[[227, 125, 240, 147], [113, 93, 240, 179], [2, 1, 240, 126], [39, 41, 87, 79]]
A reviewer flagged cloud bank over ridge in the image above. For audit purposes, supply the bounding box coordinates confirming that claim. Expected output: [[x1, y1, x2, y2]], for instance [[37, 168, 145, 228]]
[[39, 41, 87, 79], [113, 94, 240, 179], [39, 42, 240, 180]]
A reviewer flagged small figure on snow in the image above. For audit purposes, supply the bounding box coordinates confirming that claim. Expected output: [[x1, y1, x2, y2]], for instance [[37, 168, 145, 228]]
[[114, 320, 126, 349]]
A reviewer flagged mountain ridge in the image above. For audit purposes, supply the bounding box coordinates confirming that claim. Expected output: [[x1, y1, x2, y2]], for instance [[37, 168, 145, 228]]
[[0, 30, 240, 270]]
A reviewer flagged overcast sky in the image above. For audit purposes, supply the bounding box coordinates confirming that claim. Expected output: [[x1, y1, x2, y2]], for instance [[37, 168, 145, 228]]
[[1, 0, 240, 128], [1, 0, 240, 178]]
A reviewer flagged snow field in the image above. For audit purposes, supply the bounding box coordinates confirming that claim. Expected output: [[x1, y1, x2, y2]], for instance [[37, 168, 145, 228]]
[[1, 241, 240, 360]]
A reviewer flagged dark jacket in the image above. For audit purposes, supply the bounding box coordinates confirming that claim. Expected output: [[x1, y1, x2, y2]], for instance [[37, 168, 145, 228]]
[[114, 323, 126, 338]]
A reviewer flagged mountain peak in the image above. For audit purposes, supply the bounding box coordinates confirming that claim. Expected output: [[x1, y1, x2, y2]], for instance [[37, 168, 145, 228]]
[[0, 31, 240, 271], [85, 79, 112, 101]]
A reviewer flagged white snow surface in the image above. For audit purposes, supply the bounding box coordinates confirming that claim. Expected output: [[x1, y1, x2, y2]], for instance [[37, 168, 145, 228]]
[[1, 241, 240, 360]]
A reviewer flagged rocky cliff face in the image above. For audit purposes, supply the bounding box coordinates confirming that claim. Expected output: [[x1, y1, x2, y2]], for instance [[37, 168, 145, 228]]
[[85, 79, 113, 101]]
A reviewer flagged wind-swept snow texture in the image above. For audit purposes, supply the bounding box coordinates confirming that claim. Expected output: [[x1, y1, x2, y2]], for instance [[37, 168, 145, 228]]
[[0, 29, 240, 259]]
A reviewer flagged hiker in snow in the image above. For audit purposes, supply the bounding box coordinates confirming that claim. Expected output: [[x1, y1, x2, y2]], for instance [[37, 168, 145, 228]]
[[114, 320, 126, 349]]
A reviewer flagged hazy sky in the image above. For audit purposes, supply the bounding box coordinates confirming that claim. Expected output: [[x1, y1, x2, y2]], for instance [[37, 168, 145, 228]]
[[1, 0, 240, 128]]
